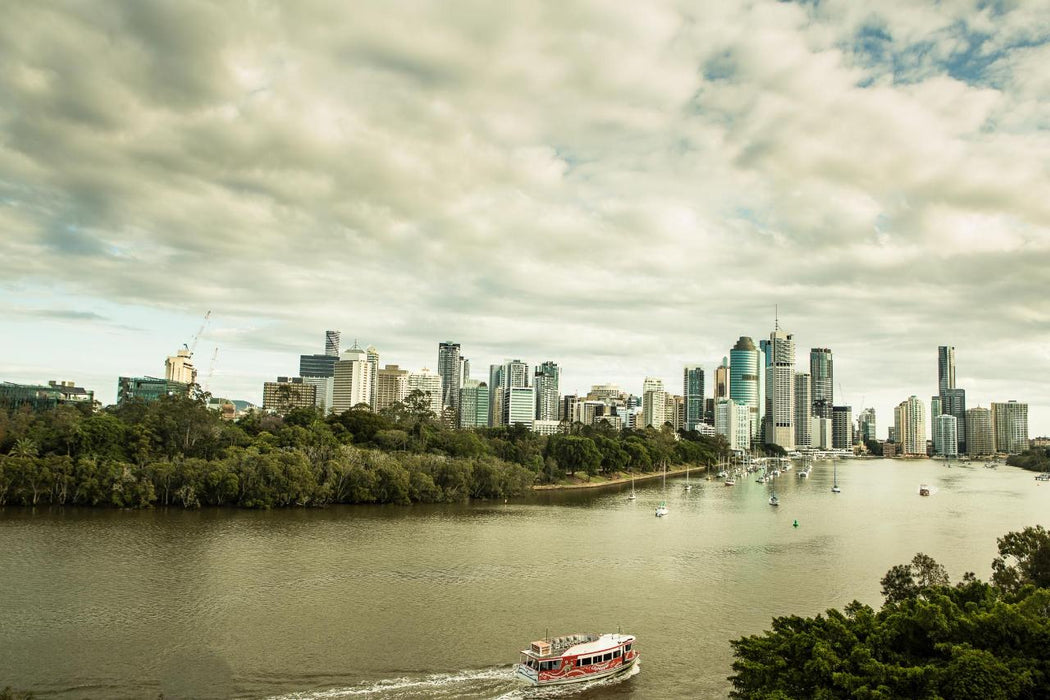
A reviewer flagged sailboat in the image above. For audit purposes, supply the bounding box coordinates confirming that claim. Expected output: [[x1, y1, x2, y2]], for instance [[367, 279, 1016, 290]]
[[768, 489, 779, 507], [627, 472, 636, 501], [684, 465, 692, 491], [831, 463, 841, 493], [655, 464, 669, 516]]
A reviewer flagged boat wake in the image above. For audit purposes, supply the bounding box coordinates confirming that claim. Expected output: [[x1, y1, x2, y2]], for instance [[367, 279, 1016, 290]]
[[268, 660, 640, 699]]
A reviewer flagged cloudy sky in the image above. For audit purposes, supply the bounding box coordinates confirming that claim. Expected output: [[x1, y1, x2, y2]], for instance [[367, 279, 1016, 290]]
[[2, 1, 1049, 437]]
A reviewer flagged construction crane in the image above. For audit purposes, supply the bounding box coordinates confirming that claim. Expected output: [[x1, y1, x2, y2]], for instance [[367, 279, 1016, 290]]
[[188, 310, 212, 358], [205, 347, 219, 394]]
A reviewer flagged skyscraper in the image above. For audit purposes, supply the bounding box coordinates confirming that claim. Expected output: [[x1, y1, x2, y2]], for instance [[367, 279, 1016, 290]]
[[857, 408, 877, 444], [729, 337, 760, 442], [683, 365, 705, 431], [325, 330, 340, 357], [965, 407, 994, 456], [809, 348, 833, 412], [894, 396, 926, 456], [534, 361, 560, 422], [458, 379, 490, 428], [764, 326, 795, 449], [715, 398, 751, 452], [942, 388, 967, 454], [374, 365, 409, 412], [933, 414, 958, 457], [832, 405, 853, 450], [332, 345, 373, 414], [407, 368, 443, 416], [437, 341, 461, 415], [489, 364, 504, 427], [991, 401, 1028, 454], [938, 345, 956, 396], [506, 386, 536, 428], [793, 372, 812, 448], [714, 358, 730, 401], [366, 345, 380, 410]]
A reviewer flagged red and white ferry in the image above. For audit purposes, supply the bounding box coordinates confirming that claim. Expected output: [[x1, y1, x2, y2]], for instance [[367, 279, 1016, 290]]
[[515, 632, 638, 686]]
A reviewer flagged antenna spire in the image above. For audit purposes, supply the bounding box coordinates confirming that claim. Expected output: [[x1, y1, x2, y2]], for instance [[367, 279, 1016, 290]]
[[775, 304, 779, 330]]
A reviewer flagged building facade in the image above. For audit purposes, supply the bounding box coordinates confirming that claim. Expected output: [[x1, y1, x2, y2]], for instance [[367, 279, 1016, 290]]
[[715, 398, 751, 452], [965, 407, 994, 456], [325, 330, 340, 357], [375, 365, 409, 412], [683, 365, 705, 431], [809, 348, 833, 412], [991, 401, 1029, 454], [933, 413, 959, 457], [764, 328, 796, 450], [458, 379, 490, 428], [793, 372, 812, 448], [894, 396, 926, 456], [117, 377, 189, 405], [406, 368, 443, 416], [506, 386, 536, 428], [832, 406, 853, 450], [857, 408, 877, 443], [263, 377, 317, 413], [534, 361, 561, 422], [165, 347, 197, 386], [437, 341, 462, 416], [332, 346, 374, 414], [729, 336, 761, 442], [0, 380, 95, 411]]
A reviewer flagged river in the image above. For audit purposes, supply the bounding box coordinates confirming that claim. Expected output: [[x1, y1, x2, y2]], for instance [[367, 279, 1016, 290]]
[[0, 458, 1046, 698]]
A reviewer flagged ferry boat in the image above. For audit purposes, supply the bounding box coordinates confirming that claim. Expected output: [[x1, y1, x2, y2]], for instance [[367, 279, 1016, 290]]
[[516, 632, 638, 686]]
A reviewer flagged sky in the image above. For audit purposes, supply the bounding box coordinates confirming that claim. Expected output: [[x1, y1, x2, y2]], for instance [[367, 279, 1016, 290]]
[[1, 0, 1049, 438]]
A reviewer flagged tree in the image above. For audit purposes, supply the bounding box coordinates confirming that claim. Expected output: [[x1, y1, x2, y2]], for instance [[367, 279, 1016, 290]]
[[991, 525, 1050, 594], [881, 553, 950, 604]]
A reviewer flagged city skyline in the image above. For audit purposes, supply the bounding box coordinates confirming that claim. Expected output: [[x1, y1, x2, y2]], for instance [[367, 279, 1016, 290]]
[[1, 2, 1048, 434]]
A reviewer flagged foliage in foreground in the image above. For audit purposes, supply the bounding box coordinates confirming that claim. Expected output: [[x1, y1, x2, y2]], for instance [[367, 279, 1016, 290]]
[[729, 526, 1050, 699]]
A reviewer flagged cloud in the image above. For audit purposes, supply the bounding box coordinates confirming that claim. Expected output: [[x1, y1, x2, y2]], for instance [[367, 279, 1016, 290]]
[[0, 0, 1048, 431]]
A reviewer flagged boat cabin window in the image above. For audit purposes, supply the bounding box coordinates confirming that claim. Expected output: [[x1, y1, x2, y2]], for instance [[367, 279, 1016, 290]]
[[605, 652, 613, 661], [580, 656, 590, 666], [614, 649, 621, 658], [624, 643, 632, 652], [538, 660, 561, 671]]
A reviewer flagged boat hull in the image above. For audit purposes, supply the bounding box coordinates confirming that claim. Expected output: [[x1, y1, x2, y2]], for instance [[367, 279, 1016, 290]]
[[516, 653, 638, 686]]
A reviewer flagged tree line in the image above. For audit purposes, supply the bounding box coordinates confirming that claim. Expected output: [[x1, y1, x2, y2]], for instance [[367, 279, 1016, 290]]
[[730, 525, 1050, 698], [0, 389, 729, 508]]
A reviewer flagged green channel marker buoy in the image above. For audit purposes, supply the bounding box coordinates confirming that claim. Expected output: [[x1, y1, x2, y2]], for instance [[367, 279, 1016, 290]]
[[793, 519, 799, 528]]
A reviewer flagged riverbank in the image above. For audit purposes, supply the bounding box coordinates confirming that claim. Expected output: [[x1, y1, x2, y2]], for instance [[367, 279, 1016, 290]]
[[532, 465, 711, 491]]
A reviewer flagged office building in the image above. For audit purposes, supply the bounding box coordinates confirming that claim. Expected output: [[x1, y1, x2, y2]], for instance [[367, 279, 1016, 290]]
[[506, 386, 536, 428], [794, 372, 812, 448], [810, 348, 833, 412], [325, 330, 340, 357], [165, 347, 197, 386], [301, 375, 334, 414], [489, 364, 504, 427], [117, 376, 189, 405], [894, 396, 926, 456], [991, 401, 1029, 454], [965, 407, 994, 456], [263, 377, 317, 413], [715, 398, 750, 452], [560, 394, 579, 424], [375, 365, 409, 412], [764, 326, 795, 450], [642, 377, 667, 428], [0, 380, 95, 411], [683, 365, 705, 431], [857, 408, 877, 443], [458, 379, 490, 428], [300, 353, 337, 379], [714, 358, 730, 401], [332, 345, 374, 414], [941, 388, 967, 454], [534, 361, 560, 422], [933, 413, 958, 457], [500, 359, 530, 426], [407, 368, 443, 416], [437, 341, 462, 415], [938, 345, 956, 396], [729, 336, 761, 442]]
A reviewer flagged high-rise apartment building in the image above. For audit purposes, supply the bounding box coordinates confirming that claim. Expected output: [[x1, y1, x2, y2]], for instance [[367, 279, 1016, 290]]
[[325, 330, 340, 357], [965, 407, 994, 456], [764, 327, 795, 449], [437, 341, 461, 415], [366, 346, 380, 410], [560, 394, 579, 424], [832, 406, 853, 450], [809, 348, 833, 410], [500, 359, 530, 426], [458, 379, 490, 428], [407, 368, 443, 416], [489, 364, 503, 427], [991, 401, 1028, 454], [683, 365, 705, 431], [642, 377, 667, 428], [165, 347, 197, 386], [794, 372, 812, 448], [729, 337, 761, 442], [933, 413, 958, 457], [534, 361, 560, 422], [332, 345, 373, 414], [374, 365, 409, 412], [894, 396, 926, 456]]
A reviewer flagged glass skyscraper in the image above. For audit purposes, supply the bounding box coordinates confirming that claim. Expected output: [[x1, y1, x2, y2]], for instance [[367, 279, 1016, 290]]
[[729, 336, 760, 442], [683, 365, 705, 431]]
